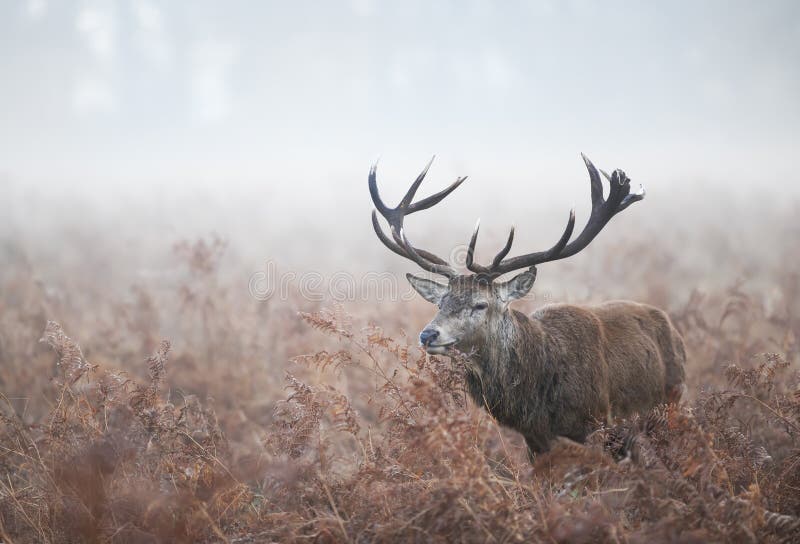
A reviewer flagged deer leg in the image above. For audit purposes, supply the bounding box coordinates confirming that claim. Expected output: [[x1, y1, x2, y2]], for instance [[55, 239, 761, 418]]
[[666, 383, 686, 404], [524, 435, 548, 462]]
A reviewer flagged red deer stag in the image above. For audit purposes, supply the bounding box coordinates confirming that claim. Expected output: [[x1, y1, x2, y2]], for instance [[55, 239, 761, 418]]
[[369, 155, 686, 455]]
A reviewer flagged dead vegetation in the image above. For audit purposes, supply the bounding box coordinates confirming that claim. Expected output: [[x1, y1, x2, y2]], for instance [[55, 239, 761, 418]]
[[2, 198, 800, 542]]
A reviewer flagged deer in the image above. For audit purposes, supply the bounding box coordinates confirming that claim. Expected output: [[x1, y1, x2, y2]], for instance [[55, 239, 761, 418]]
[[368, 155, 686, 456]]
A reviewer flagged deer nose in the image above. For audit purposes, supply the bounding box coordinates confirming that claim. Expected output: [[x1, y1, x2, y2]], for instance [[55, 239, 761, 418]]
[[419, 328, 439, 346]]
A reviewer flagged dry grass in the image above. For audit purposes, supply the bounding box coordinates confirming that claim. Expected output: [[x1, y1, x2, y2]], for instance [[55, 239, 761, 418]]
[[2, 199, 800, 543]]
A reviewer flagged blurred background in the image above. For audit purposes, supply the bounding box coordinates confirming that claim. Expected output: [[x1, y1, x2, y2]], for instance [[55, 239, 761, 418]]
[[2, 0, 799, 328]]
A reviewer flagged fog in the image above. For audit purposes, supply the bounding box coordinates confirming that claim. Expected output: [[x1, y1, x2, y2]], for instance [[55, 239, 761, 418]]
[[2, 0, 799, 279]]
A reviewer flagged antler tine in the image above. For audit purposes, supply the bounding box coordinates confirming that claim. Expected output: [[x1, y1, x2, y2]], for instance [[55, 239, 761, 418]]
[[466, 218, 481, 271], [409, 175, 468, 213], [598, 166, 646, 211], [369, 159, 464, 278], [490, 228, 515, 269], [399, 156, 435, 209], [368, 163, 391, 217], [544, 208, 577, 258], [620, 184, 646, 212], [582, 153, 605, 205]]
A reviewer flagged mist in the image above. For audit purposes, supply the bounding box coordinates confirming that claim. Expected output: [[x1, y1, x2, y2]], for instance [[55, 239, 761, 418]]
[[2, 1, 798, 294], [2, 0, 799, 190]]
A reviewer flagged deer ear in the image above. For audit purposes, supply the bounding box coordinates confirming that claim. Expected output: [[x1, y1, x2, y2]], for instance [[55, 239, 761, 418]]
[[497, 267, 537, 302], [406, 274, 448, 304]]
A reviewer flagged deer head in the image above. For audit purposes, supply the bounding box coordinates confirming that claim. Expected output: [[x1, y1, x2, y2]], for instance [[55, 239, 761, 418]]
[[368, 155, 645, 354]]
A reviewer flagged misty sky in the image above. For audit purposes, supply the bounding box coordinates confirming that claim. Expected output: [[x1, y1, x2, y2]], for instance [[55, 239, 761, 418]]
[[2, 0, 799, 203]]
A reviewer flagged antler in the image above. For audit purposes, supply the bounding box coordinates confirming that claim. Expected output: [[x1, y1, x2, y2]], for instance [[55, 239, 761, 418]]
[[466, 154, 645, 278], [369, 157, 467, 278]]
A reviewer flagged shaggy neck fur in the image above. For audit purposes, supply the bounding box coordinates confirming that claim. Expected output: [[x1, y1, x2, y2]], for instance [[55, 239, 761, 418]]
[[463, 309, 555, 443]]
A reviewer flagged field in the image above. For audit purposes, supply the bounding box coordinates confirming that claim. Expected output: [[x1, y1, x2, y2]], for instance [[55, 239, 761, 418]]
[[1, 188, 800, 543]]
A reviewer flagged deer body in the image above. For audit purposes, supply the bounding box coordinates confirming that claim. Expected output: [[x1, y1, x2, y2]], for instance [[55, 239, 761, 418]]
[[368, 155, 686, 456], [459, 299, 686, 453]]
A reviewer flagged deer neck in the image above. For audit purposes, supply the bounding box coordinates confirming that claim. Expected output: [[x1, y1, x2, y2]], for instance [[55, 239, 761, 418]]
[[475, 311, 516, 365], [476, 309, 541, 364], [464, 310, 546, 419]]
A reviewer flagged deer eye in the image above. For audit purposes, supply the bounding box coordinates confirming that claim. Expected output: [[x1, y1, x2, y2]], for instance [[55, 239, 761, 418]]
[[473, 302, 488, 311]]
